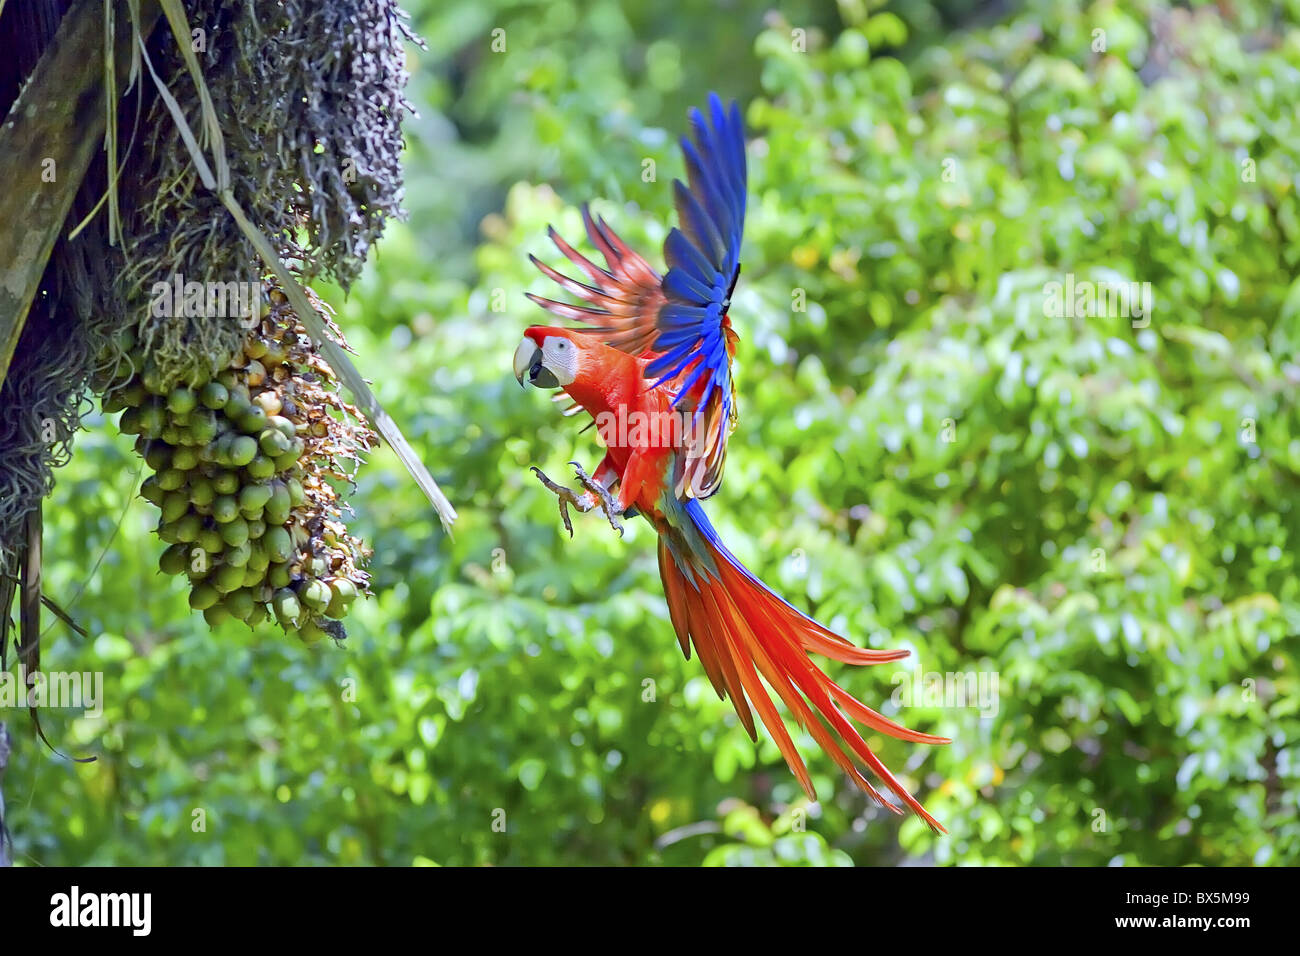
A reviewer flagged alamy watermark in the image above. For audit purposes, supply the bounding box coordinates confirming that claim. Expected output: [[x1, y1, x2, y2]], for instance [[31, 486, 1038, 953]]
[[891, 667, 999, 718], [50, 886, 151, 936], [592, 406, 712, 449], [148, 272, 260, 322], [1043, 273, 1153, 327], [0, 666, 103, 718]]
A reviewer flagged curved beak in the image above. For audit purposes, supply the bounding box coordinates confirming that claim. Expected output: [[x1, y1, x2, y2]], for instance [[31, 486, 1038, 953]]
[[513, 337, 542, 387], [513, 337, 559, 388]]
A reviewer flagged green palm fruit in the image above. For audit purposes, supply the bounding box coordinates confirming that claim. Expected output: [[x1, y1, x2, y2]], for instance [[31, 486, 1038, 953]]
[[140, 365, 166, 395], [228, 435, 258, 467], [212, 470, 240, 494], [200, 381, 229, 409], [143, 440, 171, 471], [161, 491, 190, 523], [240, 406, 269, 433], [197, 528, 223, 553], [259, 428, 293, 457], [118, 406, 144, 435], [224, 392, 254, 424], [272, 588, 301, 626], [189, 409, 220, 444], [265, 527, 294, 563], [190, 478, 215, 508], [224, 541, 253, 568], [118, 282, 374, 639], [264, 482, 291, 525], [119, 381, 145, 408], [269, 416, 296, 440], [167, 387, 198, 416], [296, 619, 329, 645], [138, 404, 167, 438], [246, 454, 276, 480], [159, 543, 189, 575], [324, 578, 359, 619], [140, 474, 167, 507], [246, 543, 271, 572], [157, 467, 187, 491], [300, 578, 331, 611], [261, 340, 287, 367], [203, 604, 231, 627], [213, 563, 246, 594], [222, 589, 255, 622], [219, 517, 250, 548], [189, 583, 219, 610], [212, 495, 240, 523], [173, 514, 202, 543], [186, 548, 212, 579], [102, 391, 129, 414], [171, 446, 200, 471]]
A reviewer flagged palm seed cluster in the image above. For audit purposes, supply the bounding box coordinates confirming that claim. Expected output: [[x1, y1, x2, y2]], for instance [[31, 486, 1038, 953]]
[[96, 283, 375, 643]]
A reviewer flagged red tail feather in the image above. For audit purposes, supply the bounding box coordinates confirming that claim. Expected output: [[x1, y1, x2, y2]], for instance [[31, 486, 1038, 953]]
[[657, 522, 949, 832]]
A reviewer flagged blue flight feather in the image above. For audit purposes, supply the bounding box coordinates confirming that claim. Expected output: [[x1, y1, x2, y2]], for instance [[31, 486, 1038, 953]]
[[646, 93, 747, 484]]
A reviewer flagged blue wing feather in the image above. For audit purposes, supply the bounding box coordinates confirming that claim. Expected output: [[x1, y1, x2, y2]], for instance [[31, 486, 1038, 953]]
[[663, 228, 716, 283], [648, 339, 702, 383], [672, 180, 726, 265], [673, 360, 710, 406], [651, 93, 746, 386], [663, 268, 714, 303], [646, 93, 747, 499]]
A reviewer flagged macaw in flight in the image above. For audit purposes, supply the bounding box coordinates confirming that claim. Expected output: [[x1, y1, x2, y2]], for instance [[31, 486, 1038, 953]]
[[513, 94, 948, 830]]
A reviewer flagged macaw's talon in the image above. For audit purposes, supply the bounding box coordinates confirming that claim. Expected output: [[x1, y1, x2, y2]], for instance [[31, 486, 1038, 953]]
[[529, 465, 581, 537], [569, 461, 625, 537]]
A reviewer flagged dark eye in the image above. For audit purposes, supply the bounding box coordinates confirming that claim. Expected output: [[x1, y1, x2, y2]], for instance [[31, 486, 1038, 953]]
[[556, 341, 567, 350]]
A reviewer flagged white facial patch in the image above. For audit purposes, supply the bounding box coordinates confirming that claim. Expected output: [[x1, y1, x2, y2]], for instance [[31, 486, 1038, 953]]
[[541, 336, 578, 386]]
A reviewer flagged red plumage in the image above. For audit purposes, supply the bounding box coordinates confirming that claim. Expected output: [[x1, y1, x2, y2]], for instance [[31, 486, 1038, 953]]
[[518, 95, 948, 830]]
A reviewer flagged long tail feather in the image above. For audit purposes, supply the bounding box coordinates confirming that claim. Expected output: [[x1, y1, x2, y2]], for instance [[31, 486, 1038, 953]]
[[658, 500, 949, 832]]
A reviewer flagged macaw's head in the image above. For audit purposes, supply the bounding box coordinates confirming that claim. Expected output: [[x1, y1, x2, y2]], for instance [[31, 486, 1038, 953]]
[[513, 326, 585, 389]]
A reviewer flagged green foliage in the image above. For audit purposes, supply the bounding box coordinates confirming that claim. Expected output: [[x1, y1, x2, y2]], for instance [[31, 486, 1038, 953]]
[[8, 0, 1300, 865]]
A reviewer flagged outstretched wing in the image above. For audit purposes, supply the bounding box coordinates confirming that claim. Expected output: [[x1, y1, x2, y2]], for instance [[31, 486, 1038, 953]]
[[647, 93, 747, 500], [525, 204, 666, 419], [526, 93, 748, 499], [525, 204, 666, 355]]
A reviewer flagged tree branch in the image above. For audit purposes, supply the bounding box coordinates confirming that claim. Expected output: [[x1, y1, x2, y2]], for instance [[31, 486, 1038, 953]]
[[0, 0, 160, 386]]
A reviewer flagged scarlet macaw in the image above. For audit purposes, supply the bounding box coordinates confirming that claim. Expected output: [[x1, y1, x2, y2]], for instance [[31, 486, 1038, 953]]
[[513, 94, 947, 829]]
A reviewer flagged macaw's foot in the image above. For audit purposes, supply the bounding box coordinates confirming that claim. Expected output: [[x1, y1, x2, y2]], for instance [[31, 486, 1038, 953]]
[[529, 466, 585, 537], [530, 464, 626, 538], [569, 461, 625, 537]]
